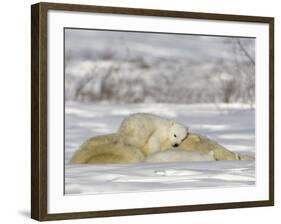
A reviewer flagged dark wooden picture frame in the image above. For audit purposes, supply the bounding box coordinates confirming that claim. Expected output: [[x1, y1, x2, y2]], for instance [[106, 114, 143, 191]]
[[31, 2, 274, 221]]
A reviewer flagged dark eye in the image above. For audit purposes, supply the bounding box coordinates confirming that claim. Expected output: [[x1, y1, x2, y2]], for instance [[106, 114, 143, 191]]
[[174, 134, 177, 137]]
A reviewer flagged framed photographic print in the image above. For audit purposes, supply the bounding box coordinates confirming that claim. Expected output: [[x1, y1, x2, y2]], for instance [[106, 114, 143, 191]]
[[31, 2, 274, 221]]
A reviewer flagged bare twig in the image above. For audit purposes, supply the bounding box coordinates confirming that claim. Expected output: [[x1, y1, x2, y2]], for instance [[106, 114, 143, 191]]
[[237, 39, 255, 66]]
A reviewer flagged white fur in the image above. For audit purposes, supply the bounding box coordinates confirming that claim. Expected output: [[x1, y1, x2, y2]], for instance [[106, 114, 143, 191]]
[[144, 149, 215, 163], [118, 113, 188, 155]]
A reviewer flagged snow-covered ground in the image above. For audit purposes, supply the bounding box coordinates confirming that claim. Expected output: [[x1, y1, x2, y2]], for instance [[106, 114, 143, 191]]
[[65, 102, 255, 195]]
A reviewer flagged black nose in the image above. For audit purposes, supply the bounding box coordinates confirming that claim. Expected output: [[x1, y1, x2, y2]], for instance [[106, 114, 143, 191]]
[[174, 143, 179, 147]]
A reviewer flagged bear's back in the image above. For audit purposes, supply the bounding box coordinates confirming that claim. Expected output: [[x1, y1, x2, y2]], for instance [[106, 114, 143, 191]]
[[120, 113, 168, 129], [118, 113, 169, 147]]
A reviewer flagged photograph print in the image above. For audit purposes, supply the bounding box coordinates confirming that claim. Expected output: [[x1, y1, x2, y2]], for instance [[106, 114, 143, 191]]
[[64, 28, 256, 195]]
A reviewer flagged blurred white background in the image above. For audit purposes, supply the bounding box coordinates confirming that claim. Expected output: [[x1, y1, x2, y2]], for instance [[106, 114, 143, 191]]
[[65, 29, 255, 104], [0, 0, 279, 223]]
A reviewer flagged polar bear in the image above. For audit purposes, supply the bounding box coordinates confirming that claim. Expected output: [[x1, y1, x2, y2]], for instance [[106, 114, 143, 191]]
[[70, 134, 145, 164], [70, 133, 253, 164], [118, 113, 188, 156], [144, 149, 215, 163], [161, 133, 254, 161]]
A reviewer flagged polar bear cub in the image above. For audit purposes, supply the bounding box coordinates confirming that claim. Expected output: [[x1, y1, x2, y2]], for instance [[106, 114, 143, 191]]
[[145, 149, 215, 163], [118, 113, 188, 156]]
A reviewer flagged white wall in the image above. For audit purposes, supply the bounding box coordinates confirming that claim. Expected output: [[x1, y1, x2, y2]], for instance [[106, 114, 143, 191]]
[[0, 0, 279, 223]]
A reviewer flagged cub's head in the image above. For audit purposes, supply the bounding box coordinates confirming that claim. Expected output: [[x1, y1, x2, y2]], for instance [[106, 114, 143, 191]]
[[168, 121, 188, 147]]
